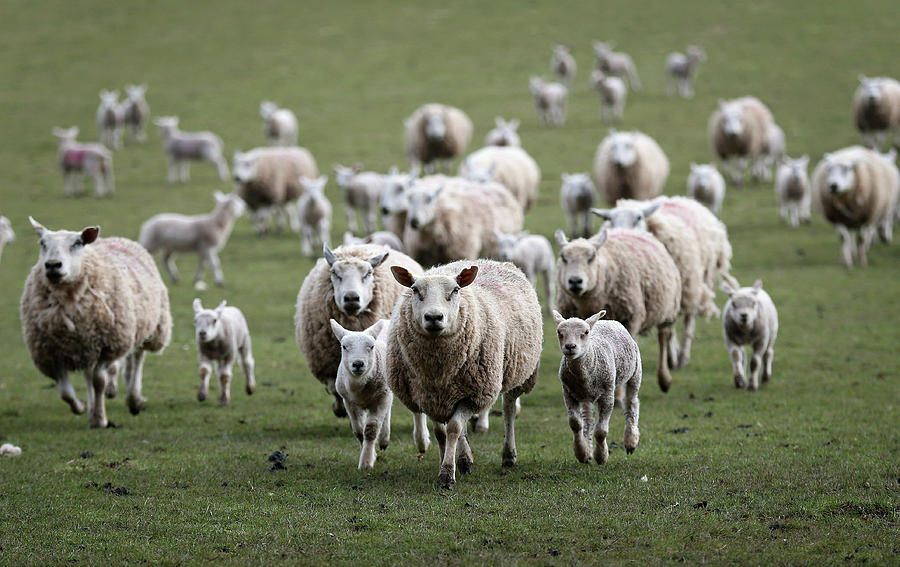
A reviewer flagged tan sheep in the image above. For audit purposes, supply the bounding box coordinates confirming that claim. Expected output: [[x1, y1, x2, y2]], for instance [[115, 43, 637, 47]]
[[593, 129, 670, 205], [404, 103, 473, 174], [458, 145, 541, 212], [853, 75, 900, 150], [708, 96, 776, 185]]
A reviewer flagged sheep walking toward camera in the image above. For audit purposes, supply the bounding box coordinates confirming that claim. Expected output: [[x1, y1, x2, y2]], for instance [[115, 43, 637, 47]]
[[0, 215, 15, 263], [593, 41, 641, 90], [297, 176, 333, 256], [529, 77, 568, 127], [53, 127, 114, 198], [551, 44, 576, 85], [21, 218, 172, 428], [708, 97, 777, 185], [553, 310, 641, 464], [686, 163, 726, 216], [404, 104, 473, 174], [342, 230, 405, 252], [590, 70, 627, 124], [193, 298, 255, 406], [775, 155, 811, 228], [495, 230, 555, 313], [459, 145, 541, 212], [721, 279, 778, 391], [484, 117, 521, 147], [665, 46, 706, 98], [560, 173, 597, 238], [154, 116, 229, 183], [853, 75, 900, 150], [260, 101, 298, 146], [379, 166, 419, 238], [123, 84, 150, 142], [593, 129, 670, 205], [334, 164, 384, 235], [97, 89, 125, 150]]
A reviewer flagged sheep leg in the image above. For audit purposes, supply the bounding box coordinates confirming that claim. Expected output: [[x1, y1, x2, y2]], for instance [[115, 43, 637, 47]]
[[197, 359, 212, 402], [301, 227, 312, 256], [90, 167, 105, 198], [193, 252, 209, 291], [836, 225, 854, 268], [542, 269, 554, 314], [239, 342, 256, 395], [788, 204, 800, 228], [103, 163, 114, 196], [345, 206, 358, 235], [87, 364, 109, 428], [729, 343, 747, 389], [62, 172, 73, 197], [623, 361, 642, 454], [377, 400, 391, 451], [162, 251, 179, 284], [104, 358, 120, 399], [207, 250, 225, 287], [501, 392, 521, 468], [56, 372, 85, 414], [456, 421, 474, 475], [165, 157, 177, 184], [125, 349, 147, 415], [358, 412, 383, 470], [565, 389, 590, 463], [665, 74, 675, 97], [677, 312, 696, 370], [593, 391, 614, 465], [180, 161, 190, 183], [364, 208, 376, 236], [286, 203, 301, 234], [438, 409, 472, 489], [473, 411, 489, 433], [748, 340, 767, 392], [667, 326, 680, 370], [580, 210, 592, 238], [656, 323, 674, 392], [217, 357, 234, 406], [413, 412, 430, 454], [433, 421, 447, 463], [213, 154, 229, 182], [877, 213, 893, 244], [762, 344, 775, 383], [856, 226, 876, 266]]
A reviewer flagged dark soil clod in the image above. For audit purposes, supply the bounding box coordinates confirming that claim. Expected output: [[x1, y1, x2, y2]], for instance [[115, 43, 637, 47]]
[[670, 427, 690, 434], [268, 450, 287, 471]]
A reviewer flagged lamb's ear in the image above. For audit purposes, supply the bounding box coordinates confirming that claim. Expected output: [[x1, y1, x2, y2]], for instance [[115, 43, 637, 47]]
[[81, 226, 100, 244], [29, 216, 46, 237], [721, 280, 736, 297], [215, 300, 227, 315], [352, 163, 362, 173], [369, 251, 389, 268], [858, 74, 867, 83], [329, 318, 347, 341], [823, 152, 833, 165], [192, 298, 203, 313], [608, 127, 618, 136], [586, 310, 607, 328], [591, 208, 612, 220], [367, 318, 388, 338], [552, 310, 565, 326], [554, 229, 568, 247], [590, 229, 608, 248], [752, 279, 763, 293], [456, 266, 478, 288], [391, 266, 415, 287], [642, 202, 662, 219], [213, 190, 226, 202], [718, 98, 726, 110], [323, 245, 337, 266]]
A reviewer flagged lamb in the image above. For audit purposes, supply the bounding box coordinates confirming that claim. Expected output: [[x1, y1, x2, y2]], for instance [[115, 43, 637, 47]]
[[232, 146, 319, 235], [495, 230, 555, 314], [589, 70, 627, 124], [551, 44, 577, 85], [21, 218, 172, 428], [154, 116, 229, 183], [560, 172, 597, 238], [139, 191, 246, 290], [294, 244, 423, 418], [97, 89, 125, 150], [593, 129, 670, 205], [686, 162, 726, 216], [379, 166, 419, 237], [404, 103, 473, 174], [853, 75, 900, 149], [665, 45, 706, 98], [0, 215, 15, 263], [721, 279, 778, 391], [123, 84, 150, 142], [0, 443, 22, 457], [458, 145, 542, 212], [297, 175, 333, 257], [192, 298, 255, 406], [333, 163, 384, 235], [811, 146, 900, 267], [484, 117, 521, 147], [342, 230, 405, 253], [593, 41, 641, 90], [708, 97, 777, 185], [53, 127, 114, 198], [529, 77, 568, 127], [774, 155, 811, 228], [553, 310, 641, 464], [387, 259, 542, 489], [555, 228, 681, 392], [260, 101, 299, 146]]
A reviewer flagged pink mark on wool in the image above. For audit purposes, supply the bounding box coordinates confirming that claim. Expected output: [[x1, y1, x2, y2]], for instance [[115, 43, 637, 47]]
[[63, 149, 86, 169], [659, 201, 699, 228], [608, 230, 658, 259]]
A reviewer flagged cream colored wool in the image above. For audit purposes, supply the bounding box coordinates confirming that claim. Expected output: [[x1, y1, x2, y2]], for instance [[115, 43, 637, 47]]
[[708, 96, 776, 184], [234, 147, 319, 231], [404, 104, 473, 171], [853, 76, 900, 148], [593, 130, 669, 205], [458, 145, 541, 212]]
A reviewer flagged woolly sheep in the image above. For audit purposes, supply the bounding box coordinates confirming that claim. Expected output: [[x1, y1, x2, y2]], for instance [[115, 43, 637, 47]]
[[260, 101, 299, 146], [297, 175, 333, 257], [387, 260, 542, 489], [590, 70, 627, 124], [560, 172, 597, 238], [529, 77, 568, 127], [458, 145, 542, 212], [593, 41, 641, 90], [811, 146, 900, 267], [555, 228, 681, 392], [708, 97, 777, 185], [53, 126, 114, 198], [593, 129, 670, 205], [333, 163, 384, 235], [404, 103, 473, 174], [21, 218, 172, 428], [0, 443, 22, 457], [665, 45, 706, 98], [123, 84, 150, 142], [154, 116, 229, 183], [192, 298, 255, 406], [0, 215, 15, 263], [139, 191, 246, 290], [551, 44, 576, 85], [853, 75, 900, 149], [495, 230, 555, 314], [379, 166, 419, 237], [484, 117, 521, 147], [553, 310, 641, 463], [295, 244, 423, 418], [721, 279, 778, 391], [686, 162, 726, 216], [97, 89, 125, 150], [774, 155, 811, 228], [342, 230, 405, 253]]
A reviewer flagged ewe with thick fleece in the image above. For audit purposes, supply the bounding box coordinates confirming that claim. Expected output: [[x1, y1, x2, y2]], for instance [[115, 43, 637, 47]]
[[297, 176, 333, 257], [154, 116, 229, 183], [665, 46, 706, 98], [722, 279, 778, 391], [553, 310, 641, 464], [853, 75, 900, 149], [459, 145, 541, 212], [0, 215, 15, 263], [708, 97, 777, 185], [593, 41, 641, 90], [97, 89, 125, 150], [484, 117, 521, 147], [812, 146, 900, 267], [388, 260, 542, 489], [21, 219, 171, 428], [551, 45, 576, 85], [555, 229, 681, 392], [193, 298, 255, 406], [686, 163, 726, 216], [775, 155, 811, 228], [590, 70, 627, 124], [123, 84, 150, 142], [334, 164, 384, 235], [295, 244, 422, 417], [495, 230, 555, 313], [404, 103, 473, 174], [379, 166, 419, 237], [529, 77, 568, 127], [53, 127, 114, 198], [260, 101, 298, 146], [342, 230, 405, 252], [560, 173, 597, 238], [593, 129, 670, 205]]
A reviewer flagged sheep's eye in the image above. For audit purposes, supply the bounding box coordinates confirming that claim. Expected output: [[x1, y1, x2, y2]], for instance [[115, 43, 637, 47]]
[[561, 256, 568, 264], [342, 345, 348, 350], [412, 288, 423, 300], [582, 331, 589, 337], [368, 345, 374, 351], [332, 272, 342, 281], [71, 240, 82, 250]]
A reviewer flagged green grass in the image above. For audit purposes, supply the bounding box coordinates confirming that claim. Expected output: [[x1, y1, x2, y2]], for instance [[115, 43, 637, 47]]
[[0, 1, 898, 565]]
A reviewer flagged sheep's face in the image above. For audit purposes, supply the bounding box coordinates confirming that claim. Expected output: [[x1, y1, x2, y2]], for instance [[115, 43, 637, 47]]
[[0, 216, 15, 244], [689, 164, 718, 189], [29, 219, 99, 286], [125, 84, 147, 102], [561, 173, 595, 200], [331, 319, 387, 377], [487, 118, 520, 147], [153, 116, 178, 136], [53, 126, 79, 142], [333, 165, 356, 188], [593, 41, 613, 57], [326, 248, 389, 316], [214, 191, 246, 217], [259, 101, 277, 119], [557, 238, 605, 296], [300, 175, 328, 199], [782, 156, 809, 181], [406, 186, 443, 230], [392, 266, 477, 336], [727, 292, 761, 331], [553, 311, 604, 359], [720, 105, 744, 138], [232, 152, 258, 183], [98, 89, 119, 106], [529, 77, 545, 96], [193, 299, 226, 343], [609, 135, 637, 168], [463, 163, 495, 184], [860, 79, 881, 105], [495, 232, 520, 261], [424, 113, 447, 142], [687, 45, 706, 61], [824, 159, 857, 195], [380, 170, 415, 215]]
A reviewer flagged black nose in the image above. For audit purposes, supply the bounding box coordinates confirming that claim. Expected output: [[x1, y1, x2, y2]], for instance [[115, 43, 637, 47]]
[[740, 314, 747, 322], [199, 331, 207, 338], [45, 261, 62, 271], [344, 292, 359, 303], [564, 343, 576, 351], [381, 207, 390, 215], [351, 361, 364, 371], [424, 312, 443, 323], [829, 183, 838, 193], [410, 219, 420, 229], [568, 277, 583, 287]]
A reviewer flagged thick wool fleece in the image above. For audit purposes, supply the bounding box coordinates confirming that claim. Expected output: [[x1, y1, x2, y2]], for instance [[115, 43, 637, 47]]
[[854, 79, 900, 134], [459, 145, 541, 212], [708, 97, 774, 160], [812, 146, 900, 230], [404, 104, 473, 165], [236, 147, 318, 212], [593, 132, 670, 204]]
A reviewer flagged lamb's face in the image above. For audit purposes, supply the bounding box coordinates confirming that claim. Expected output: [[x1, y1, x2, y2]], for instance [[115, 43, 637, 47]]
[[558, 240, 604, 296], [333, 165, 355, 188], [495, 233, 519, 261], [424, 112, 447, 142], [562, 173, 594, 199], [596, 208, 645, 231], [721, 105, 744, 138], [99, 90, 118, 107], [464, 163, 494, 184], [529, 77, 545, 96], [194, 309, 223, 343], [232, 153, 257, 183], [260, 101, 277, 119], [300, 175, 328, 197], [328, 252, 389, 316], [380, 172, 413, 215], [30, 220, 99, 286], [687, 46, 706, 61], [215, 191, 246, 217], [338, 332, 377, 377], [609, 135, 637, 168], [594, 42, 612, 57], [406, 186, 442, 230], [727, 291, 761, 331], [825, 160, 856, 195], [488, 118, 520, 146], [154, 117, 178, 136], [784, 156, 809, 181], [53, 127, 79, 143], [125, 84, 146, 102], [690, 164, 718, 188], [555, 318, 591, 359]]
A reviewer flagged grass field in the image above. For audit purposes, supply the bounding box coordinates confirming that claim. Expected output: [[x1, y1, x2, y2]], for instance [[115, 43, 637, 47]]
[[0, 1, 898, 565]]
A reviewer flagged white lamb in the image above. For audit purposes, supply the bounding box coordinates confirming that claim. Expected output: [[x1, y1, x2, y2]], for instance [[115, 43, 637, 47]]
[[721, 279, 778, 391], [297, 175, 333, 257], [404, 103, 473, 174], [551, 44, 577, 85], [342, 230, 405, 253], [53, 127, 114, 198], [593, 129, 670, 205], [379, 166, 419, 237], [708, 97, 777, 185], [484, 117, 521, 147], [763, 123, 786, 181], [123, 84, 150, 143], [593, 41, 641, 90], [260, 101, 299, 146], [154, 116, 229, 183], [0, 215, 15, 263], [97, 89, 125, 150], [686, 163, 726, 216], [495, 230, 555, 314], [774, 155, 811, 228], [458, 145, 541, 212], [665, 46, 706, 98], [853, 75, 900, 150], [560, 172, 597, 238], [590, 70, 627, 124], [192, 298, 256, 406], [529, 77, 568, 127], [333, 164, 384, 235]]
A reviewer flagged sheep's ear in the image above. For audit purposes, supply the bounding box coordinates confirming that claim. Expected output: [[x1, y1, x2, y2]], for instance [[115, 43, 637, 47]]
[[81, 226, 100, 244], [552, 310, 565, 325], [642, 202, 662, 219], [430, 185, 444, 200], [858, 74, 866, 83], [690, 162, 698, 171], [352, 163, 362, 173], [323, 245, 337, 266], [330, 318, 347, 341], [369, 251, 389, 268], [721, 280, 736, 297], [800, 155, 809, 166], [388, 166, 399, 176], [317, 175, 328, 186], [367, 318, 388, 338], [332, 164, 343, 173], [494, 116, 504, 127], [752, 279, 763, 293], [608, 128, 618, 136], [192, 298, 203, 313], [29, 216, 46, 237], [554, 229, 569, 247], [586, 310, 606, 328], [213, 190, 226, 202], [590, 229, 608, 248], [215, 300, 227, 315], [823, 152, 833, 165], [391, 266, 415, 287], [718, 98, 726, 110], [456, 266, 478, 288], [591, 208, 611, 220]]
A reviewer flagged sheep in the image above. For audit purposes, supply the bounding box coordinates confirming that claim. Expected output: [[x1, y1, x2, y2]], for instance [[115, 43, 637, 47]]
[[763, 123, 786, 182], [593, 129, 670, 205], [553, 310, 641, 464], [192, 298, 255, 405], [593, 41, 641, 90], [529, 77, 568, 127], [589, 70, 627, 124], [686, 163, 726, 216], [708, 96, 777, 185], [387, 259, 542, 489], [342, 230, 405, 253], [97, 89, 125, 150], [458, 145, 541, 212], [404, 103, 473, 174], [774, 155, 811, 228], [555, 228, 681, 392], [21, 218, 172, 428], [484, 117, 521, 147], [379, 166, 419, 238], [811, 146, 900, 267], [560, 172, 597, 238], [551, 44, 576, 85], [721, 279, 778, 391], [294, 243, 424, 419], [139, 191, 246, 290], [495, 230, 555, 314], [333, 163, 384, 235], [52, 126, 114, 198], [853, 75, 900, 150], [297, 175, 333, 257], [0, 443, 22, 457], [665, 45, 706, 98], [0, 215, 15, 263], [232, 146, 319, 235], [123, 84, 150, 142], [260, 101, 299, 146], [154, 116, 229, 183]]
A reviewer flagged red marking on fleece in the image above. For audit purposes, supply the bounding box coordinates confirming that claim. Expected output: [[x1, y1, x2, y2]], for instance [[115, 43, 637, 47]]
[[660, 201, 698, 228], [608, 230, 657, 259], [64, 149, 86, 168]]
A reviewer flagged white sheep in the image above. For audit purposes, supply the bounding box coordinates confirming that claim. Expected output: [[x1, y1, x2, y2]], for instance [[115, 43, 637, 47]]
[[686, 163, 726, 216], [589, 70, 627, 124], [97, 89, 125, 150], [721, 279, 778, 391], [529, 77, 568, 127], [484, 117, 521, 147], [774, 155, 811, 228], [553, 310, 641, 464], [404, 103, 473, 173], [154, 116, 229, 183], [551, 44, 577, 85], [853, 75, 900, 149], [379, 166, 419, 237], [123, 84, 150, 142], [458, 145, 541, 212], [665, 45, 706, 98], [387, 260, 543, 489], [593, 41, 641, 90], [333, 163, 384, 235], [297, 175, 333, 257], [139, 191, 246, 290], [192, 298, 256, 406], [0, 215, 15, 263], [0, 443, 22, 457], [342, 230, 405, 253], [708, 97, 777, 185], [53, 126, 114, 198], [560, 172, 597, 238], [260, 101, 299, 146], [21, 218, 172, 428], [593, 129, 670, 205], [495, 230, 555, 314]]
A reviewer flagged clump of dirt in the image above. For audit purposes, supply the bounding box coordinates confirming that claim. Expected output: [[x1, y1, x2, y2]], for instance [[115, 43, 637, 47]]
[[268, 450, 287, 471]]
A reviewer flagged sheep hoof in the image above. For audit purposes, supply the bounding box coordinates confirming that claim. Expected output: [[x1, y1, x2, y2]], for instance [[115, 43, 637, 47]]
[[626, 447, 635, 455], [193, 281, 208, 291], [89, 419, 107, 429], [127, 395, 145, 415], [457, 455, 473, 474], [734, 377, 746, 389], [105, 384, 117, 399], [70, 399, 86, 415], [246, 384, 256, 395], [332, 400, 348, 418], [438, 471, 455, 490], [657, 376, 671, 393], [501, 450, 517, 468], [197, 391, 207, 402], [379, 442, 389, 451]]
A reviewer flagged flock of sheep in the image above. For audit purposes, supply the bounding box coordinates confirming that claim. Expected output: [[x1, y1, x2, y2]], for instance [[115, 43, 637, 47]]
[[3, 41, 899, 490]]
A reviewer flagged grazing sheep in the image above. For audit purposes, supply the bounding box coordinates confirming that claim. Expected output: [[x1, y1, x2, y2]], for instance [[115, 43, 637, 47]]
[[593, 129, 670, 205], [192, 298, 255, 406], [775, 155, 812, 228], [551, 44, 577, 85], [555, 229, 681, 392], [686, 163, 726, 216], [295, 244, 423, 418], [665, 45, 706, 98], [495, 230, 555, 313], [387, 260, 542, 489], [484, 117, 521, 147], [0, 215, 15, 263], [297, 175, 333, 257], [560, 172, 597, 238], [154, 116, 229, 183], [123, 84, 150, 142], [342, 230, 405, 253], [260, 101, 299, 146], [593, 41, 641, 90], [379, 166, 419, 237], [811, 146, 900, 267], [590, 70, 627, 124], [721, 279, 778, 391], [333, 163, 384, 235], [853, 75, 900, 149], [404, 103, 473, 174], [53, 126, 114, 198], [97, 89, 125, 150], [553, 310, 641, 464], [529, 77, 568, 127], [708, 97, 777, 185], [458, 145, 542, 212], [21, 218, 172, 428]]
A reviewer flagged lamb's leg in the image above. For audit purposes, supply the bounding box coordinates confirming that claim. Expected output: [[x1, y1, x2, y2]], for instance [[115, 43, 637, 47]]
[[166, 156, 178, 184], [877, 213, 893, 244], [364, 208, 376, 236], [542, 269, 554, 314], [473, 410, 489, 433], [748, 340, 767, 392], [301, 227, 312, 256], [180, 161, 190, 183], [90, 167, 105, 198], [124, 350, 147, 414], [377, 398, 391, 451], [239, 342, 256, 395], [762, 344, 775, 383], [162, 251, 179, 284], [438, 408, 472, 489], [581, 210, 592, 239], [788, 204, 800, 228], [56, 372, 85, 414], [836, 225, 854, 268], [217, 357, 234, 406], [677, 311, 696, 370], [105, 358, 120, 398], [413, 412, 430, 454], [213, 154, 229, 181], [103, 163, 114, 196], [345, 205, 358, 235], [623, 370, 641, 454], [656, 323, 674, 392], [729, 342, 747, 389], [455, 420, 474, 475], [207, 250, 225, 287], [326, 378, 347, 418], [359, 414, 382, 470], [565, 389, 590, 463], [87, 364, 109, 428], [286, 203, 301, 234], [193, 252, 209, 291], [501, 392, 520, 468], [593, 391, 615, 465], [197, 358, 212, 402], [665, 75, 675, 97]]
